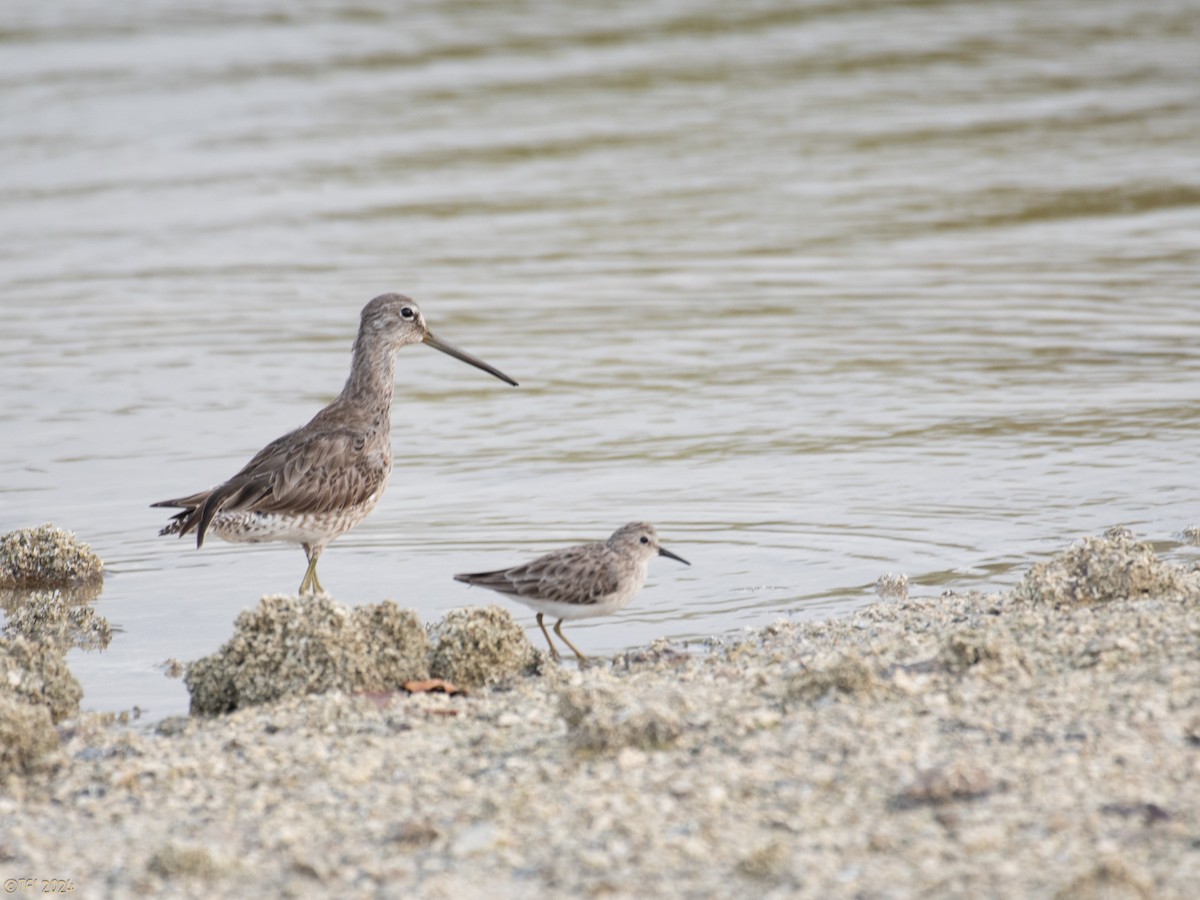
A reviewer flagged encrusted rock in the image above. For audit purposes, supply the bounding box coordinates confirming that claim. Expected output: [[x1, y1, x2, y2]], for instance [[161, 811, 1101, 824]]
[[0, 636, 83, 722], [428, 605, 539, 688], [185, 654, 237, 717], [874, 572, 909, 600], [0, 694, 61, 778], [2, 590, 112, 651], [558, 683, 686, 752], [0, 524, 104, 589], [1011, 532, 1199, 607], [185, 594, 429, 715], [785, 652, 879, 702], [938, 626, 1025, 675]]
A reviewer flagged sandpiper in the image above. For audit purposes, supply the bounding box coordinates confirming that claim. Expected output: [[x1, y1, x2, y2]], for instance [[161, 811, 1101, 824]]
[[454, 522, 689, 662], [153, 293, 517, 594]]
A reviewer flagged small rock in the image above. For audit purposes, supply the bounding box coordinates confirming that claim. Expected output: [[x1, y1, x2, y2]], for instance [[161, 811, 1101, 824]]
[[146, 843, 221, 879], [618, 638, 691, 666], [938, 626, 1024, 674], [736, 839, 791, 880], [558, 683, 686, 752], [389, 820, 440, 847], [786, 652, 879, 702], [1098, 801, 1171, 825], [874, 573, 909, 600], [428, 605, 538, 688], [896, 762, 995, 807], [154, 716, 190, 737], [1184, 713, 1200, 746], [0, 636, 83, 722], [0, 694, 60, 777], [0, 524, 104, 589], [161, 658, 184, 679]]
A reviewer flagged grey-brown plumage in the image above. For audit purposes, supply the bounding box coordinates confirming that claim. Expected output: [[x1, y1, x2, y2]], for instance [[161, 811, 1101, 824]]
[[153, 293, 517, 594], [454, 522, 689, 661]]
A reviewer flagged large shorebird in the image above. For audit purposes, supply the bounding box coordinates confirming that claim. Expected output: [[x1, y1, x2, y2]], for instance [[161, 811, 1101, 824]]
[[153, 293, 517, 594], [454, 522, 689, 661]]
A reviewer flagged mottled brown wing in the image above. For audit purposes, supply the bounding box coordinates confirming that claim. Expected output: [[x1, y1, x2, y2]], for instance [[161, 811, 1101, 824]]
[[458, 543, 622, 605], [155, 424, 388, 545], [151, 421, 318, 516], [234, 426, 389, 516]]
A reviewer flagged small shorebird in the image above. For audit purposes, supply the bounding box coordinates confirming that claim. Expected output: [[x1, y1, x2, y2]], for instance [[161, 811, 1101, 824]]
[[153, 293, 517, 595], [454, 522, 689, 662]]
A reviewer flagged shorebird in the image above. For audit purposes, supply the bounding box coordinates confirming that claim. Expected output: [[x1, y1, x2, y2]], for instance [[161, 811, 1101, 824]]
[[454, 522, 689, 662], [153, 293, 517, 595]]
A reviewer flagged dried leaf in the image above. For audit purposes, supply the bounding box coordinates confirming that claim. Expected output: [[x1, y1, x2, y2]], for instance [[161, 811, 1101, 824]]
[[403, 678, 466, 696]]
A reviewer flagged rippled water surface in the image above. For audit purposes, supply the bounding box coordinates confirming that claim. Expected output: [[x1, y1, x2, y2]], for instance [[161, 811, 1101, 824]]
[[2, 0, 1199, 718]]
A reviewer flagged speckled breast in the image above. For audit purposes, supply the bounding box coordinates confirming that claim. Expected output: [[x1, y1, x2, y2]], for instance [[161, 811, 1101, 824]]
[[209, 500, 380, 547]]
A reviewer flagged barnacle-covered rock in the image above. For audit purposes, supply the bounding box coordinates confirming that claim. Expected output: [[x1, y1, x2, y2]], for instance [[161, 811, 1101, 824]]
[[0, 524, 104, 590], [0, 636, 83, 722], [428, 605, 539, 688], [186, 594, 429, 715], [0, 694, 61, 778], [1012, 532, 1199, 607]]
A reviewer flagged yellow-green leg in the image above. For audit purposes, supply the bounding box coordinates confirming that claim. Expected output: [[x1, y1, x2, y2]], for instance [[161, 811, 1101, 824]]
[[299, 545, 325, 595], [553, 618, 588, 663], [535, 613, 561, 661]]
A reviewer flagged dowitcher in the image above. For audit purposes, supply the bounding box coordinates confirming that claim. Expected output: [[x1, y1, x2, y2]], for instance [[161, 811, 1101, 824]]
[[454, 522, 689, 662], [153, 293, 517, 595]]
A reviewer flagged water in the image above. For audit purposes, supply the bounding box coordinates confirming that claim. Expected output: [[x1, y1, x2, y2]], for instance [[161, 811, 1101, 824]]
[[2, 0, 1198, 719]]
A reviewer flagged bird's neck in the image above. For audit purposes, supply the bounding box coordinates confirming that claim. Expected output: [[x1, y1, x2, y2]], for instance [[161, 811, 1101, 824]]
[[337, 333, 397, 417]]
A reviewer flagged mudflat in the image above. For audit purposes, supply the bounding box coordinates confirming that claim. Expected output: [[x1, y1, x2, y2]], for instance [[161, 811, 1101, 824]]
[[2, 530, 1198, 898]]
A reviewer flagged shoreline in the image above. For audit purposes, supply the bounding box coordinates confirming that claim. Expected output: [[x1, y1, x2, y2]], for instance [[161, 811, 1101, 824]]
[[2, 531, 1199, 897]]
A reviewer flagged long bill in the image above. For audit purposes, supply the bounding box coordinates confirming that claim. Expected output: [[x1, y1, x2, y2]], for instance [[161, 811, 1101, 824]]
[[658, 546, 690, 566], [424, 332, 519, 386]]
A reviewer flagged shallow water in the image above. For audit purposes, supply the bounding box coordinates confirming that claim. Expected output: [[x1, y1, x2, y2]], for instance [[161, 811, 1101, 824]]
[[2, 0, 1199, 719]]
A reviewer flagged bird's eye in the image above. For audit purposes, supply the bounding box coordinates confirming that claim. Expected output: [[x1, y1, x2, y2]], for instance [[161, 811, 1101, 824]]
[[401, 307, 415, 319], [639, 536, 649, 544]]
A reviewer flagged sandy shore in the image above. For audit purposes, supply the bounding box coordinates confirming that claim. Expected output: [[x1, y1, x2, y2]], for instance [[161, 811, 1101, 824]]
[[2, 531, 1199, 898]]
